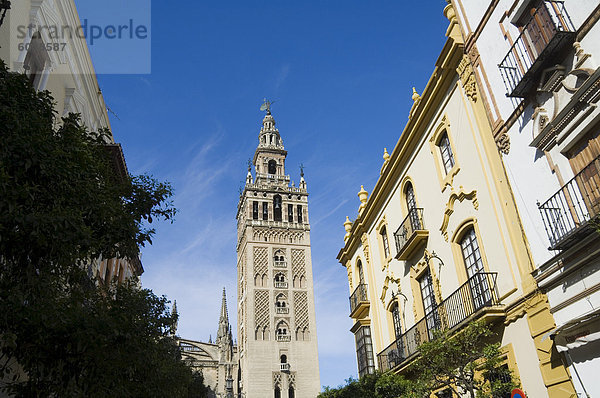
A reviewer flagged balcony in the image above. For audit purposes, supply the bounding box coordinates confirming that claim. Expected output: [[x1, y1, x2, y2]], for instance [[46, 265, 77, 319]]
[[394, 208, 428, 260], [274, 281, 288, 289], [538, 156, 600, 251], [274, 261, 287, 268], [276, 307, 289, 314], [498, 1, 575, 97], [377, 272, 501, 372], [349, 283, 369, 319], [280, 363, 291, 372], [276, 335, 291, 342]]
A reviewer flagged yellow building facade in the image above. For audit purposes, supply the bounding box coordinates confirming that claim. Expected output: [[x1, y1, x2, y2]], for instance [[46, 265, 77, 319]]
[[337, 5, 575, 397]]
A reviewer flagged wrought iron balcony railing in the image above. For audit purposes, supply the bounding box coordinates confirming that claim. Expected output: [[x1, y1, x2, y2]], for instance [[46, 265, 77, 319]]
[[349, 283, 369, 318], [280, 363, 290, 372], [498, 1, 575, 97], [276, 306, 289, 314], [394, 208, 428, 260], [274, 261, 287, 268], [538, 156, 600, 251], [274, 281, 288, 289], [377, 272, 500, 372], [276, 335, 291, 342]]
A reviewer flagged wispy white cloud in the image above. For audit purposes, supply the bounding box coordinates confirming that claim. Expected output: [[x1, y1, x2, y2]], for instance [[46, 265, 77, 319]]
[[274, 64, 291, 92], [311, 198, 349, 227], [138, 76, 152, 88]]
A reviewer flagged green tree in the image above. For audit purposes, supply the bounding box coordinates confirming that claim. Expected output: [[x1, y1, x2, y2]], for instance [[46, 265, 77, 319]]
[[319, 372, 418, 398], [412, 321, 516, 398], [319, 322, 514, 398], [0, 60, 207, 397]]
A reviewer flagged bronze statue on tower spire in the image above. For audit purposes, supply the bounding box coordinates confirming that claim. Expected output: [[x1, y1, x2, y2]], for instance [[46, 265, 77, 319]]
[[260, 98, 275, 115]]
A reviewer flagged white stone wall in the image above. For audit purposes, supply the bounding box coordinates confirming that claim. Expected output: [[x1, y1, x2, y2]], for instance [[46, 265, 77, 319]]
[[0, 0, 112, 134]]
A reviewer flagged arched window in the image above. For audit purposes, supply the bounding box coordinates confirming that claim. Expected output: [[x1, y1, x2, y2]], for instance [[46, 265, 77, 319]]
[[275, 386, 281, 398], [405, 182, 421, 231], [23, 32, 50, 90], [268, 160, 277, 174], [437, 131, 455, 174], [289, 387, 295, 398], [273, 195, 282, 221], [405, 182, 417, 212], [275, 273, 287, 288], [357, 260, 365, 285], [391, 302, 402, 339], [380, 226, 390, 258], [276, 294, 287, 308], [280, 354, 287, 364], [460, 227, 491, 309], [252, 201, 259, 220], [274, 250, 286, 267], [276, 321, 289, 338], [419, 269, 440, 338]]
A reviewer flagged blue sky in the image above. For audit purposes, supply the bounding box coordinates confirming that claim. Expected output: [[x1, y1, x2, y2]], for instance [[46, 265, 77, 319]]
[[83, 1, 449, 390]]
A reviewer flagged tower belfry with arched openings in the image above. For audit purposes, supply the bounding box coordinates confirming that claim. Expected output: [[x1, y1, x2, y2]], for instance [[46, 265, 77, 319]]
[[236, 103, 320, 397]]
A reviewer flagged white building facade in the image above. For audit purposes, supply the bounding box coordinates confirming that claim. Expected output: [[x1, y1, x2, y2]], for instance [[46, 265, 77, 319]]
[[0, 0, 142, 284], [450, 0, 600, 396]]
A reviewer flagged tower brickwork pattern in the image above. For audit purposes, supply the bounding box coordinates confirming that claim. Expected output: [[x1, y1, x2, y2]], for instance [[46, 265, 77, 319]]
[[236, 107, 320, 398]]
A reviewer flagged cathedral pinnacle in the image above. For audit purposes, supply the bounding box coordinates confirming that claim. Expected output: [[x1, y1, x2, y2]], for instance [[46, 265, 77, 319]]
[[220, 287, 228, 324]]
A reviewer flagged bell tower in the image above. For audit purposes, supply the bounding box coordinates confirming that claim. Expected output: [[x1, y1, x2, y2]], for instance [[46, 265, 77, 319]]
[[236, 101, 320, 398]]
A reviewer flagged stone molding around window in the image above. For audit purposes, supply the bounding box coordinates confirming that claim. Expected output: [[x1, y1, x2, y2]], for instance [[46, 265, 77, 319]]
[[429, 115, 460, 192], [376, 215, 392, 270]]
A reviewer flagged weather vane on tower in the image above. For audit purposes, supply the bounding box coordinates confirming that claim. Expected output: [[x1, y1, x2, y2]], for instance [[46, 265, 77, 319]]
[[260, 98, 276, 115]]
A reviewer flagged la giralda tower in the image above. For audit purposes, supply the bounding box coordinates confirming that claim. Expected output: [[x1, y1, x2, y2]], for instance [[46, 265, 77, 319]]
[[236, 101, 320, 398]]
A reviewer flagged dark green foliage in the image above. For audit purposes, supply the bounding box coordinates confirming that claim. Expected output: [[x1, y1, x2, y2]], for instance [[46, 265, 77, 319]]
[[412, 321, 516, 398], [319, 372, 418, 398], [0, 60, 207, 397], [319, 322, 515, 398]]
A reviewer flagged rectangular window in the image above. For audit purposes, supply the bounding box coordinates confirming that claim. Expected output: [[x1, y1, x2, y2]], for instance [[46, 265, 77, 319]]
[[297, 205, 303, 223], [355, 326, 375, 377], [253, 201, 259, 220], [288, 204, 294, 222], [380, 226, 390, 258], [262, 202, 268, 221]]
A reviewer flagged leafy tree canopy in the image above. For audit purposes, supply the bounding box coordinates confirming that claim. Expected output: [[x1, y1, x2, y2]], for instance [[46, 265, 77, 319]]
[[413, 321, 516, 398], [319, 321, 516, 398], [0, 60, 206, 397], [319, 372, 419, 398]]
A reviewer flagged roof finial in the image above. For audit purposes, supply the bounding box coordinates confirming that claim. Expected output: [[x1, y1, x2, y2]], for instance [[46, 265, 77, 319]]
[[412, 87, 421, 102], [260, 98, 275, 115], [300, 163, 305, 178]]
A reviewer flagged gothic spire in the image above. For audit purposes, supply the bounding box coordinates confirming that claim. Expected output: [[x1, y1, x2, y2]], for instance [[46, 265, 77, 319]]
[[220, 287, 228, 324], [170, 300, 178, 336], [216, 287, 231, 346]]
